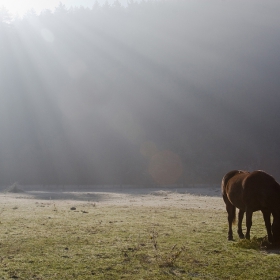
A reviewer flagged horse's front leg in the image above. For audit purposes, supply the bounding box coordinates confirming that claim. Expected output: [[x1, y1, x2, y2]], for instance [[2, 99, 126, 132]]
[[245, 210, 253, 240], [237, 209, 245, 239], [262, 210, 273, 243]]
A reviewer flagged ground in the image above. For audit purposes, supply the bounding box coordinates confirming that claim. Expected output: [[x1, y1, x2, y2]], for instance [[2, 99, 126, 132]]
[[0, 185, 223, 209], [1, 186, 279, 280]]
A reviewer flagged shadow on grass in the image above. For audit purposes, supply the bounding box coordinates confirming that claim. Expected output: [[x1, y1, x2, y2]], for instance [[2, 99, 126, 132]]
[[266, 248, 280, 255], [234, 236, 280, 254]]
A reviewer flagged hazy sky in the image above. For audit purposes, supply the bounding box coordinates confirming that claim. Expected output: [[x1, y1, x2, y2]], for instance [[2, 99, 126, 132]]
[[1, 0, 136, 16], [1, 0, 280, 184]]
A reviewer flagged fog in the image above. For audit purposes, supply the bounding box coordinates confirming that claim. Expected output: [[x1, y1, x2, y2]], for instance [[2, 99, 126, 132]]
[[1, 0, 280, 186]]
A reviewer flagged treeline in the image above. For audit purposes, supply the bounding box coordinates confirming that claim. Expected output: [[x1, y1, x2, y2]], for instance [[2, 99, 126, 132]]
[[1, 1, 280, 185]]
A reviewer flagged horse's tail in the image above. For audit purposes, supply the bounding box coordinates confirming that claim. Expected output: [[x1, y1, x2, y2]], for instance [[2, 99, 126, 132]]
[[221, 170, 242, 225]]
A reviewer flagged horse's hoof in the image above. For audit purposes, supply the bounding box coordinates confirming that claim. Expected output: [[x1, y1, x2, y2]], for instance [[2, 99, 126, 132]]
[[267, 235, 274, 244], [237, 230, 245, 239], [228, 237, 234, 241]]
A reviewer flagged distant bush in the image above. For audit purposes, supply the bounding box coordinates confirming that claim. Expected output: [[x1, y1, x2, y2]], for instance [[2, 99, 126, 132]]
[[4, 182, 25, 193]]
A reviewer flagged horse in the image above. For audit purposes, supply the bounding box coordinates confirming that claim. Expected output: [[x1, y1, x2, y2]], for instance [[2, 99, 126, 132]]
[[221, 170, 280, 243]]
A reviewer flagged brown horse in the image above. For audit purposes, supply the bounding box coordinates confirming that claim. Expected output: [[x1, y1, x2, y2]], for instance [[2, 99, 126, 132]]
[[222, 170, 280, 243]]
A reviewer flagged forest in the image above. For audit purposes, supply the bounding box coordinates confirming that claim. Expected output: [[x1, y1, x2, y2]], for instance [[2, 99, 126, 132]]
[[1, 0, 280, 185]]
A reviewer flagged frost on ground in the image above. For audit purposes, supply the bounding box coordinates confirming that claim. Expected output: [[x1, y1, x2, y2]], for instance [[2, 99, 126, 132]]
[[0, 186, 223, 210]]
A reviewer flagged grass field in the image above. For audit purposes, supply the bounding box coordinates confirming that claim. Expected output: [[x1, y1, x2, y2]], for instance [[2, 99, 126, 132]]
[[0, 194, 279, 279]]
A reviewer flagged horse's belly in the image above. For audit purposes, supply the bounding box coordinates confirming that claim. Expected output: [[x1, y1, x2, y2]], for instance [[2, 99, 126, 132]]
[[229, 197, 246, 211], [243, 193, 268, 212]]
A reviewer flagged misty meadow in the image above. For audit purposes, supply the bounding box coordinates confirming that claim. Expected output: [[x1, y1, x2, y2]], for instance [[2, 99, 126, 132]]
[[1, 1, 280, 279]]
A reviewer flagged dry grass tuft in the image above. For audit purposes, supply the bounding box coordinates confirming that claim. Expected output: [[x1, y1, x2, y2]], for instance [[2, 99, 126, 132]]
[[234, 237, 263, 250], [150, 229, 186, 268]]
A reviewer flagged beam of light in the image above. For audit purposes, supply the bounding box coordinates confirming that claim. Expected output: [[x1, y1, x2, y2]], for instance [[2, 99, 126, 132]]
[[5, 6, 145, 184], [0, 2, 234, 185]]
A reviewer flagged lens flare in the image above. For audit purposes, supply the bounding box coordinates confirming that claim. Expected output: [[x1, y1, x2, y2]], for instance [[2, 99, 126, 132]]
[[148, 150, 183, 185]]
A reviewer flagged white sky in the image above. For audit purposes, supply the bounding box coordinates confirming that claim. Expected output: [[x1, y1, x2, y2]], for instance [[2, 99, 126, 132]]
[[0, 0, 132, 16]]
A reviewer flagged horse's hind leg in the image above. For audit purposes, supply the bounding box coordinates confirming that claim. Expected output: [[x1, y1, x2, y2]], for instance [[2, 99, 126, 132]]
[[245, 210, 253, 240], [262, 210, 273, 243], [224, 195, 235, 240], [237, 209, 245, 239]]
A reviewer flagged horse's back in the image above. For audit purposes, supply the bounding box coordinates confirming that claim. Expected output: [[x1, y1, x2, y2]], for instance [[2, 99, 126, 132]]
[[243, 170, 280, 212]]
